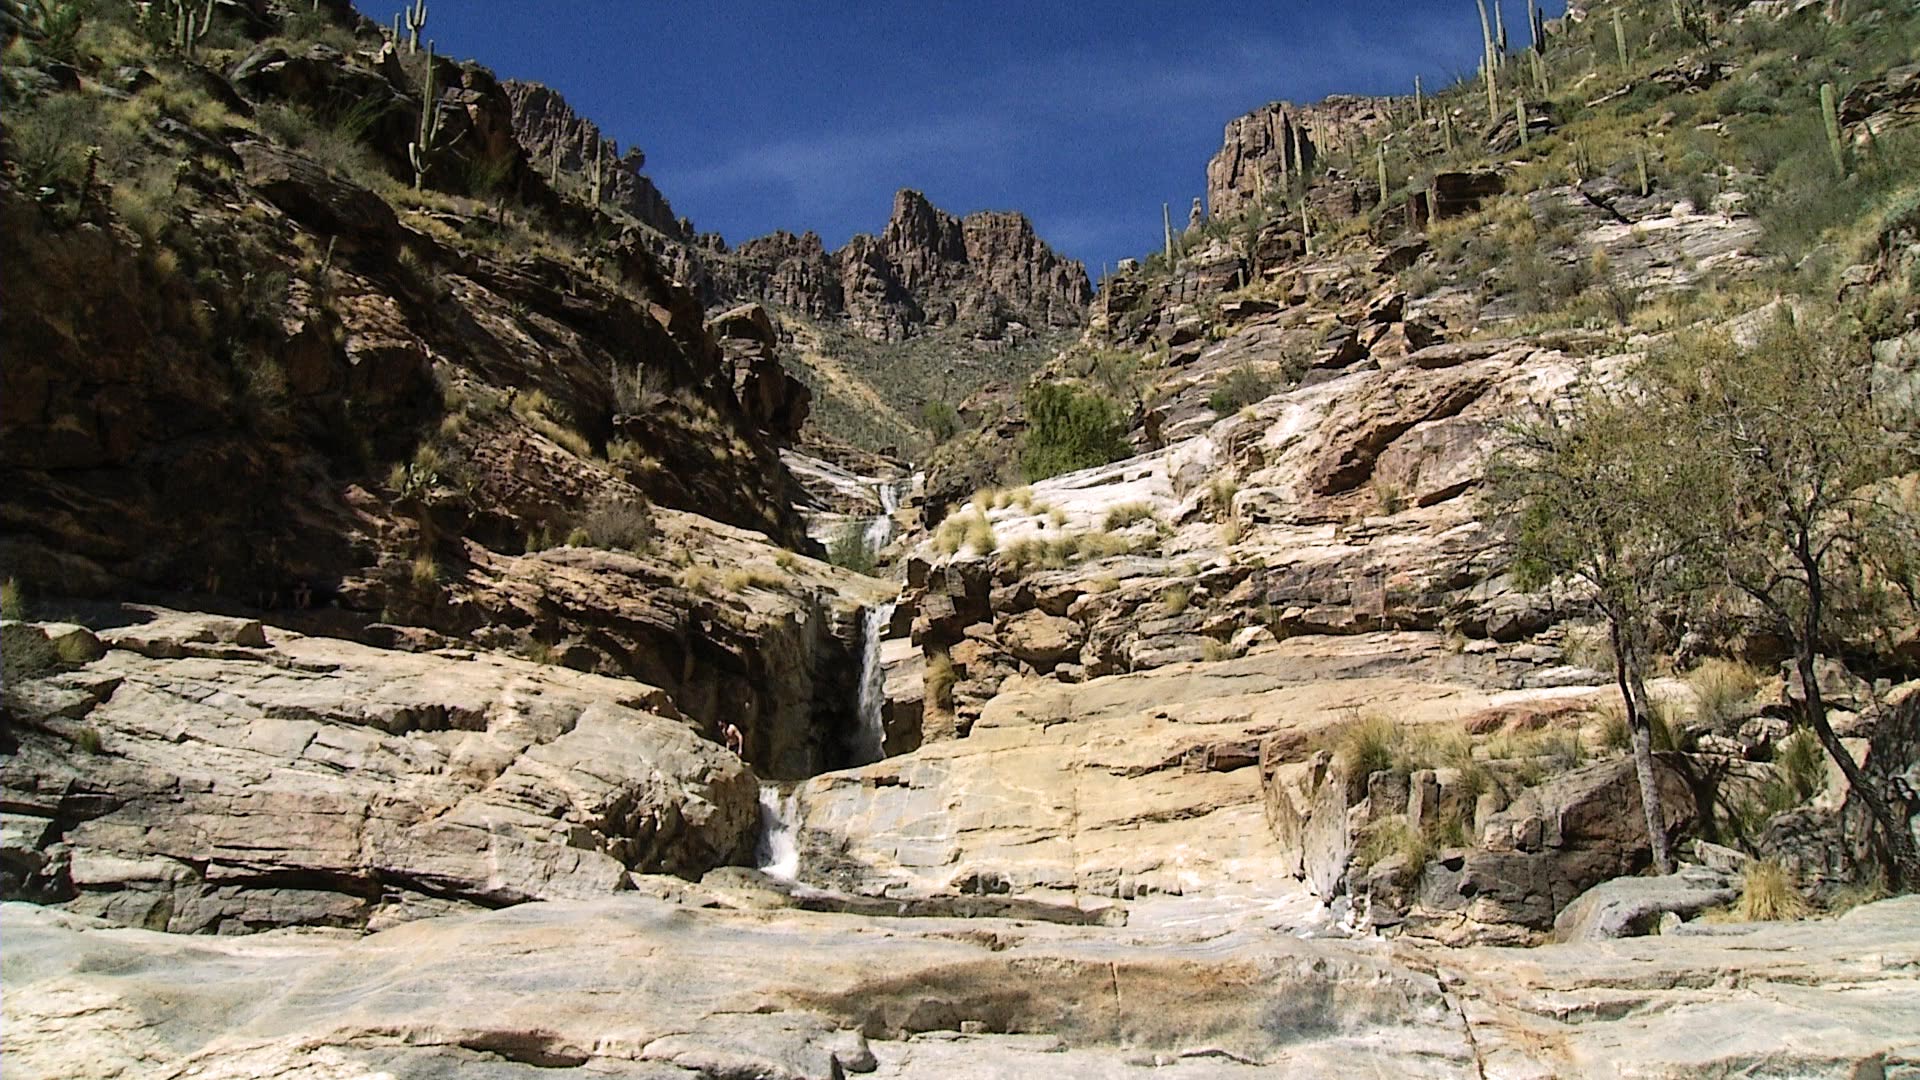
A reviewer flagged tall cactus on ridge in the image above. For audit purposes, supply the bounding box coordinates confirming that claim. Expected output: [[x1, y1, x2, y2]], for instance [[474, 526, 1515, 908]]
[[404, 0, 426, 54], [408, 42, 445, 190], [1476, 0, 1500, 124]]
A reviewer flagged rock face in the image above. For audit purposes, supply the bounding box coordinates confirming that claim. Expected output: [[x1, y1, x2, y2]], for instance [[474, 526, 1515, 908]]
[[0, 611, 758, 933], [6, 888, 1918, 1079], [1205, 96, 1394, 218], [504, 79, 689, 239]]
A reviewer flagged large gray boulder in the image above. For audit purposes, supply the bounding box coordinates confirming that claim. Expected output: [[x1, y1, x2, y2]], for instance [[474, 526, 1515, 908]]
[[1552, 866, 1740, 942]]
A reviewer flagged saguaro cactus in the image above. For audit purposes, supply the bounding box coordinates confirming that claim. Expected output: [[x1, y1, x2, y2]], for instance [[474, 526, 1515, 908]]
[[1530, 4, 1547, 54], [1162, 201, 1173, 261], [1415, 75, 1425, 124], [1821, 83, 1848, 176], [1516, 97, 1529, 147], [1614, 12, 1630, 71], [404, 0, 427, 54], [1377, 143, 1389, 206], [408, 42, 445, 189], [1476, 0, 1500, 124]]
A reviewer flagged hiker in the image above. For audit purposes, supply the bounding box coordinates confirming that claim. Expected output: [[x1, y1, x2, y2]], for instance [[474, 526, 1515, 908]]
[[723, 722, 745, 758]]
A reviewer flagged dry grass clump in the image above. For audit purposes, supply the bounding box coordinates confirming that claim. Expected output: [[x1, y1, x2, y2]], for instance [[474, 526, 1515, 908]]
[[1201, 638, 1236, 662], [1335, 714, 1404, 780], [1, 578, 24, 620], [1353, 815, 1433, 886], [722, 568, 785, 594], [678, 563, 715, 594], [1160, 584, 1192, 615], [410, 552, 441, 590], [1735, 859, 1809, 922], [925, 650, 956, 712], [1103, 502, 1159, 531], [1687, 658, 1762, 727], [512, 389, 593, 458], [933, 511, 998, 556]]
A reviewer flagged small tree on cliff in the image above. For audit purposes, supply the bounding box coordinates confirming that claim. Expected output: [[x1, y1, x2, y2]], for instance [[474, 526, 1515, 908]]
[[1485, 387, 1705, 875], [1646, 313, 1920, 885]]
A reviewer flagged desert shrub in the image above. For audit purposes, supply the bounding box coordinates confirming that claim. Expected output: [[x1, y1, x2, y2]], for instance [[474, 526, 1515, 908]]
[[1, 578, 24, 620], [1736, 859, 1809, 921], [410, 552, 440, 589], [922, 401, 959, 443], [578, 498, 656, 554], [1688, 658, 1761, 728], [1201, 639, 1236, 662], [1207, 366, 1282, 414], [828, 521, 878, 575], [1020, 382, 1129, 481], [72, 726, 104, 755]]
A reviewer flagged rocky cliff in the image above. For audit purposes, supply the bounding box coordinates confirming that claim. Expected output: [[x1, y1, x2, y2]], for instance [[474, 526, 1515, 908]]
[[1205, 96, 1398, 219], [503, 79, 690, 240]]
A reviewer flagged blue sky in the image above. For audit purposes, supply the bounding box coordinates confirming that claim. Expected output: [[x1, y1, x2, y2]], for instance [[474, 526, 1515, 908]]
[[361, 2, 1565, 274]]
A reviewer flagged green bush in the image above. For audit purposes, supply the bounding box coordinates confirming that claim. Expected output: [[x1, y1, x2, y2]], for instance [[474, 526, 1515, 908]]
[[1020, 382, 1129, 481], [828, 520, 878, 575], [1207, 366, 1283, 414]]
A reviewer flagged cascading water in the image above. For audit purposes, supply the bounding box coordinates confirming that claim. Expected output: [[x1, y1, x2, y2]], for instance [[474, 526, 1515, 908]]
[[852, 600, 897, 765], [860, 476, 906, 557], [754, 783, 800, 881]]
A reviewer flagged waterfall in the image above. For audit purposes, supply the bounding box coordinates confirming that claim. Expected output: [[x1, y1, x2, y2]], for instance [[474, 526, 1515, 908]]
[[861, 476, 905, 557], [853, 601, 897, 766], [754, 783, 800, 881]]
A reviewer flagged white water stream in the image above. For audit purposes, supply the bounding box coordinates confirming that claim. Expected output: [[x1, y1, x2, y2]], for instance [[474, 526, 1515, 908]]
[[860, 476, 907, 557], [754, 784, 800, 881], [852, 601, 897, 766]]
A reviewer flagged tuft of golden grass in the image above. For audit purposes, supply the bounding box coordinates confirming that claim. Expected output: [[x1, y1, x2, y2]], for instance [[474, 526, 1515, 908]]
[[1736, 859, 1809, 922]]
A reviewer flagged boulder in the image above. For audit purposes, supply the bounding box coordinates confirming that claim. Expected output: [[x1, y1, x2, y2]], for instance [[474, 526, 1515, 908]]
[[1398, 755, 1695, 943], [999, 611, 1082, 673], [1551, 866, 1740, 942], [234, 141, 400, 252]]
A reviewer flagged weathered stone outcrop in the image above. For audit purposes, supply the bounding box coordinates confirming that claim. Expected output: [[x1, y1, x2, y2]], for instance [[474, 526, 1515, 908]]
[[0, 611, 757, 933], [1204, 96, 1394, 219], [504, 79, 688, 238]]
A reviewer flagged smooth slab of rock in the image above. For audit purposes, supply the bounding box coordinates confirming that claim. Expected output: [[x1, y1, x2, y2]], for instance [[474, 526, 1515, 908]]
[[1, 611, 758, 933]]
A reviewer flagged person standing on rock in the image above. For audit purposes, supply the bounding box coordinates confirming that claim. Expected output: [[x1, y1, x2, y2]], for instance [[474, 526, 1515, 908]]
[[723, 721, 745, 759]]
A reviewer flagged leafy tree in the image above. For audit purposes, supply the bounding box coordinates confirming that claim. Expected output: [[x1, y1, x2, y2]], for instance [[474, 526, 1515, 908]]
[[1646, 313, 1920, 883], [1019, 381, 1130, 482], [1486, 387, 1707, 874], [921, 401, 958, 444]]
